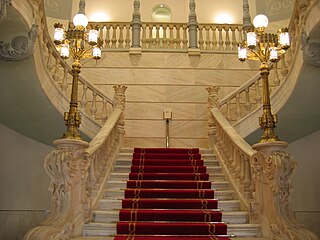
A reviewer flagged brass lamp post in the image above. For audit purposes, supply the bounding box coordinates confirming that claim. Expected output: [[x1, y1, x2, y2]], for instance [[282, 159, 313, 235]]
[[53, 0, 102, 140], [238, 14, 290, 143]]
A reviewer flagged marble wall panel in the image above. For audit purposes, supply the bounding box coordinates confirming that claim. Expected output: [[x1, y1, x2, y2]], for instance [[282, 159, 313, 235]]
[[169, 120, 208, 138], [124, 137, 209, 148], [82, 52, 257, 70], [164, 86, 208, 103], [124, 137, 167, 148], [125, 119, 207, 139], [125, 103, 208, 120], [81, 68, 136, 85], [125, 120, 166, 138]]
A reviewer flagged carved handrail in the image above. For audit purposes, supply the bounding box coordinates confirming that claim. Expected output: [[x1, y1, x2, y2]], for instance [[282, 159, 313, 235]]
[[28, 0, 118, 138], [24, 85, 127, 240], [207, 85, 319, 239], [207, 86, 254, 211]]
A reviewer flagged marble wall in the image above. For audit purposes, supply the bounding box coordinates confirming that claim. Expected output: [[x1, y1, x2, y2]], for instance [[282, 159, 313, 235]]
[[287, 130, 320, 237], [0, 124, 52, 240], [80, 51, 259, 148]]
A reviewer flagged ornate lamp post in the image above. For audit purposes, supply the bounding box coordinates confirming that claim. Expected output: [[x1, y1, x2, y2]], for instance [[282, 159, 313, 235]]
[[238, 14, 290, 143], [53, 0, 102, 140]]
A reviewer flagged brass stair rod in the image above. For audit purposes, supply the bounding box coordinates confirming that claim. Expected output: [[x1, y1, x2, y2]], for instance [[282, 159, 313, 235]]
[[166, 119, 170, 148]]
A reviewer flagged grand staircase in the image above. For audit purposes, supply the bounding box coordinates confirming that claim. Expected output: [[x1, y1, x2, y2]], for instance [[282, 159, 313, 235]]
[[74, 147, 264, 240]]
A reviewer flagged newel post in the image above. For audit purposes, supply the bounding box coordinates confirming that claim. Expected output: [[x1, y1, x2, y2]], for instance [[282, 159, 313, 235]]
[[188, 0, 198, 49], [250, 141, 319, 240], [113, 85, 127, 147], [131, 0, 141, 48], [206, 86, 220, 148], [24, 139, 90, 240]]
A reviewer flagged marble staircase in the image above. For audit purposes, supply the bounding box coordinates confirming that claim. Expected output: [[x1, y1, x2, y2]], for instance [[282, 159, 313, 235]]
[[73, 148, 268, 240]]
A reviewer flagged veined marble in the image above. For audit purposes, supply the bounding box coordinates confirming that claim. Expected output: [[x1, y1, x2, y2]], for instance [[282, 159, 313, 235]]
[[79, 52, 258, 148]]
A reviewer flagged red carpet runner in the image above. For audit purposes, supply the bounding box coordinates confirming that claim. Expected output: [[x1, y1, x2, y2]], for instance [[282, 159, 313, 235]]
[[114, 148, 231, 240]]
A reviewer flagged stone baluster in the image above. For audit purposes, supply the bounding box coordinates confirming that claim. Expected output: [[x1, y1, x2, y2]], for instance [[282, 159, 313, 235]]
[[212, 27, 218, 50], [101, 99, 108, 123], [111, 25, 118, 48], [182, 26, 188, 49], [80, 84, 88, 109], [155, 25, 160, 47], [53, 58, 61, 82], [131, 0, 141, 48], [99, 25, 105, 48], [226, 101, 231, 121], [61, 67, 69, 95], [255, 80, 262, 104], [244, 88, 251, 113], [198, 26, 204, 49], [175, 25, 182, 49], [118, 25, 124, 48], [90, 92, 97, 117], [141, 25, 147, 48], [231, 27, 237, 50], [205, 26, 211, 50], [163, 25, 169, 48], [224, 27, 231, 50], [169, 25, 175, 49], [218, 27, 224, 50], [125, 26, 131, 48], [46, 46, 54, 71], [235, 93, 242, 120], [188, 0, 198, 49], [105, 25, 111, 48]]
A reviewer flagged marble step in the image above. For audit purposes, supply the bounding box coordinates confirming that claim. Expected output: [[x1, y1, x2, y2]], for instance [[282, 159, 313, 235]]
[[113, 165, 223, 174], [98, 199, 241, 212], [104, 189, 235, 200], [114, 157, 220, 167], [82, 223, 260, 238], [109, 172, 227, 182], [106, 180, 229, 191], [93, 209, 248, 224], [119, 148, 214, 155]]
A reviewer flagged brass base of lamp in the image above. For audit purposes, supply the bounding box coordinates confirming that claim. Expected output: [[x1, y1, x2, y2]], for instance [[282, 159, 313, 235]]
[[61, 111, 82, 140]]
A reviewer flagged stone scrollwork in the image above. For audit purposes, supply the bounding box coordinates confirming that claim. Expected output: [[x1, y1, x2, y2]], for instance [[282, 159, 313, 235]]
[[0, 24, 38, 61], [24, 139, 90, 240], [206, 86, 220, 109], [0, 0, 11, 24], [251, 142, 319, 240], [301, 32, 320, 67]]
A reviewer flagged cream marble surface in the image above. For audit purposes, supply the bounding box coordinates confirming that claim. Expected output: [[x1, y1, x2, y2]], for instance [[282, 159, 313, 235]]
[[79, 51, 259, 148]]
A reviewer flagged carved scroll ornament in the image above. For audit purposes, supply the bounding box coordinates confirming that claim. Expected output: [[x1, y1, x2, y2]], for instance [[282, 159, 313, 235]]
[[0, 24, 38, 61]]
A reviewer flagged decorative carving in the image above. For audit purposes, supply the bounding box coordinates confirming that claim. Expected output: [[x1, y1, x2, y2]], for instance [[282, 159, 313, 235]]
[[0, 24, 38, 61], [251, 142, 319, 240], [242, 0, 252, 32], [301, 32, 320, 67], [206, 86, 220, 109], [265, 0, 294, 16], [44, 0, 59, 12], [0, 0, 11, 24], [24, 139, 90, 240], [113, 85, 127, 110]]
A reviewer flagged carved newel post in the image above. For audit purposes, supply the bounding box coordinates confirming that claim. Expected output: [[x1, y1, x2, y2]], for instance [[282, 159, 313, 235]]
[[206, 86, 220, 148], [188, 0, 198, 49], [251, 141, 319, 240], [131, 0, 141, 48], [24, 139, 90, 239], [113, 85, 127, 147]]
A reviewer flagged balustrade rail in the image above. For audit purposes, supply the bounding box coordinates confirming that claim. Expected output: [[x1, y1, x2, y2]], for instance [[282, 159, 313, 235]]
[[87, 21, 243, 52]]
